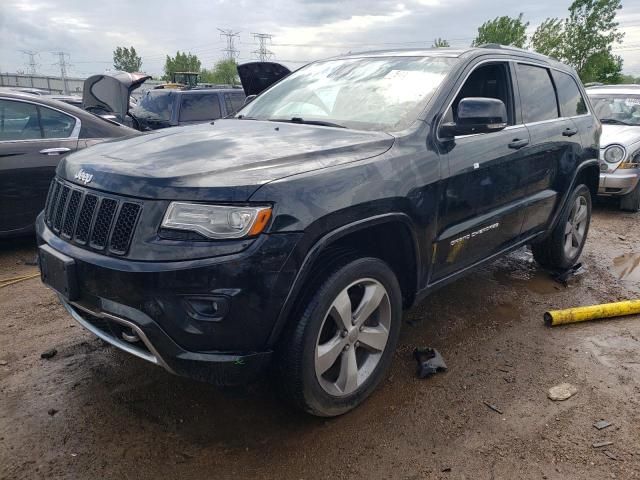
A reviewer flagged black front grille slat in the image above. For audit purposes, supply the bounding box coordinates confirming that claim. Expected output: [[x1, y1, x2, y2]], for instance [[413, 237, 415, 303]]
[[53, 186, 70, 232], [90, 198, 118, 249], [44, 178, 141, 256], [43, 181, 56, 223], [74, 195, 97, 244], [109, 203, 141, 254], [46, 182, 61, 225], [62, 190, 82, 238]]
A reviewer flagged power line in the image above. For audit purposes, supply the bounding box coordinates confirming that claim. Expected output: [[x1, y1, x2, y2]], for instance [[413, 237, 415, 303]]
[[218, 28, 240, 61], [251, 33, 274, 61], [20, 50, 39, 75], [51, 51, 71, 94]]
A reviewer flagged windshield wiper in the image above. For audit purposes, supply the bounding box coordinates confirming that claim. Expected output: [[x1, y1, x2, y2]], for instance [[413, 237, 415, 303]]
[[269, 117, 346, 128], [600, 118, 634, 126]]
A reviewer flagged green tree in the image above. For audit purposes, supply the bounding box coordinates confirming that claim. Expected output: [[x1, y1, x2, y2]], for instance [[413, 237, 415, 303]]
[[530, 18, 565, 59], [432, 38, 450, 48], [563, 0, 624, 82], [163, 51, 202, 80], [200, 59, 239, 85], [113, 46, 142, 72], [530, 0, 624, 83], [472, 13, 529, 48]]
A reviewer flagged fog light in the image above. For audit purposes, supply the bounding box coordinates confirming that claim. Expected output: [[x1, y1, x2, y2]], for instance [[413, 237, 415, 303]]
[[182, 296, 230, 321]]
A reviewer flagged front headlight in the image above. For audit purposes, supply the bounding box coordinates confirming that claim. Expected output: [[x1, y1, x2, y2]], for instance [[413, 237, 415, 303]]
[[161, 202, 272, 239], [603, 145, 626, 163]]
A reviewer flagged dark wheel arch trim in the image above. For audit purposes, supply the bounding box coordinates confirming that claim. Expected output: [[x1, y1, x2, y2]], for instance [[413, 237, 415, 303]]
[[266, 213, 421, 347], [541, 159, 599, 240]]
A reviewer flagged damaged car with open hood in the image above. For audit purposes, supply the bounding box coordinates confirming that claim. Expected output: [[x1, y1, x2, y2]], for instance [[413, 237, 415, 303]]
[[37, 46, 600, 416]]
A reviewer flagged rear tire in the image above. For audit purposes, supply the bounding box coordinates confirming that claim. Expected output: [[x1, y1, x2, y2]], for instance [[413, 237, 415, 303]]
[[532, 184, 592, 270], [277, 256, 402, 417], [620, 182, 640, 212]]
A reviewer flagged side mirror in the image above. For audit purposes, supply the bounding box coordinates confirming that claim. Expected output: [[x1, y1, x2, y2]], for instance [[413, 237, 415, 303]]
[[243, 95, 257, 105], [440, 97, 508, 137]]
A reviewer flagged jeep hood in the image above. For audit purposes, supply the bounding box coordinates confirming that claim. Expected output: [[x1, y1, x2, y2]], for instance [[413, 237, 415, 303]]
[[58, 119, 394, 202], [600, 124, 640, 149], [83, 72, 151, 124], [237, 62, 291, 96]]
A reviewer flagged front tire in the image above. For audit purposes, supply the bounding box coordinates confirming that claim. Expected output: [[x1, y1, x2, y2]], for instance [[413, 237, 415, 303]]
[[532, 184, 592, 270], [278, 256, 402, 417], [620, 182, 640, 212]]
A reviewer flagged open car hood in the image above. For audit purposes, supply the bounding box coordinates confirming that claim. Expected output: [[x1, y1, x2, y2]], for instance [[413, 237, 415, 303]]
[[82, 72, 151, 123], [237, 62, 291, 96]]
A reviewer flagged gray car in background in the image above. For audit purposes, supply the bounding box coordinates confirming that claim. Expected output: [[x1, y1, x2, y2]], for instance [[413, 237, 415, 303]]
[[587, 85, 640, 211]]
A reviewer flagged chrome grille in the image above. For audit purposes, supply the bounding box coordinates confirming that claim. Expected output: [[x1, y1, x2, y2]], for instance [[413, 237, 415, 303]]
[[45, 179, 141, 256]]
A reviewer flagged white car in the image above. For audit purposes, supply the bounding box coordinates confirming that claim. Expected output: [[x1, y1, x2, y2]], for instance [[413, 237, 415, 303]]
[[587, 85, 640, 211]]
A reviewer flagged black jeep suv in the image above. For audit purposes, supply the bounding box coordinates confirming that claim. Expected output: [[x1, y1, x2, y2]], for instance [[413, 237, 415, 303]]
[[37, 46, 600, 416]]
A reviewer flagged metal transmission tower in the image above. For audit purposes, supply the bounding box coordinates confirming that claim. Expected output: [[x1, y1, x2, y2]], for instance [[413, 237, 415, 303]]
[[52, 51, 71, 94], [20, 50, 39, 75], [218, 28, 240, 62], [251, 33, 274, 61]]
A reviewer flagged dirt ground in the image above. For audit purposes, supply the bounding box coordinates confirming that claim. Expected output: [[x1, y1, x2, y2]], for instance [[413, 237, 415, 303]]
[[1, 200, 639, 480]]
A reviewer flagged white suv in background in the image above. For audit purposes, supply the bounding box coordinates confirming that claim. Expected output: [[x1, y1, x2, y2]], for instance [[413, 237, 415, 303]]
[[587, 85, 640, 212]]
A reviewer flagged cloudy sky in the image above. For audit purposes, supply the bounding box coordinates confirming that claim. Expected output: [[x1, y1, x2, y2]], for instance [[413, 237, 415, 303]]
[[1, 0, 639, 79]]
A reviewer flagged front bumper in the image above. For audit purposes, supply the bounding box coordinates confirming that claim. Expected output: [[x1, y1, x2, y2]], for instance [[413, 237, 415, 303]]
[[598, 169, 640, 196], [36, 214, 302, 385]]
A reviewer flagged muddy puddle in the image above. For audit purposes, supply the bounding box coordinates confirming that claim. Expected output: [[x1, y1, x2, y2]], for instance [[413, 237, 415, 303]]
[[612, 252, 640, 283], [492, 266, 562, 295]]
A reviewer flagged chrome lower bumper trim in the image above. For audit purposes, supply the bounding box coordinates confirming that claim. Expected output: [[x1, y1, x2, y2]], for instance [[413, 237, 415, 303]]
[[59, 295, 173, 372]]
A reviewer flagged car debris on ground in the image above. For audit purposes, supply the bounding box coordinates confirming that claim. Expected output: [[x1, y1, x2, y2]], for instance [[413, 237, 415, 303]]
[[40, 349, 57, 359], [548, 383, 578, 401], [594, 420, 612, 430], [483, 401, 504, 414], [592, 441, 614, 448], [413, 348, 447, 378]]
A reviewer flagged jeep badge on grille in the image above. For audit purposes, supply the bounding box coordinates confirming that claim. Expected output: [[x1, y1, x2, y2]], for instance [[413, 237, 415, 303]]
[[74, 169, 93, 185]]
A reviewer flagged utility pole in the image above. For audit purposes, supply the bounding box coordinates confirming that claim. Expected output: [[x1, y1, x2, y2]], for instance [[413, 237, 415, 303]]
[[251, 33, 274, 61], [218, 28, 240, 62], [52, 51, 70, 94], [20, 50, 39, 75]]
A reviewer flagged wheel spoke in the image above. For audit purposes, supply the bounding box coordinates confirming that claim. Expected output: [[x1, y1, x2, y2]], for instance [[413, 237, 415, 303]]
[[574, 204, 587, 224], [316, 335, 346, 375], [358, 325, 389, 352], [564, 232, 573, 252], [573, 228, 584, 246], [353, 283, 386, 327], [331, 289, 353, 331], [564, 221, 573, 234], [336, 346, 358, 394]]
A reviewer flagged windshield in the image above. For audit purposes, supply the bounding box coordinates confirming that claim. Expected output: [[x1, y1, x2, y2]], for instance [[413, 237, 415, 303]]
[[589, 93, 640, 125], [132, 91, 175, 121], [238, 56, 457, 131]]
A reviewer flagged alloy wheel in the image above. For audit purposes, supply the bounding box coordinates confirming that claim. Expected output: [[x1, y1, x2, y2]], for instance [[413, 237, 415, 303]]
[[314, 278, 392, 397], [564, 195, 588, 259]]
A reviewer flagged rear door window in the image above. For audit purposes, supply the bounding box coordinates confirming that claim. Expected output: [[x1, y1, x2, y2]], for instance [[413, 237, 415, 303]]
[[516, 64, 559, 123], [224, 93, 245, 115], [179, 94, 222, 122], [0, 99, 41, 140], [551, 70, 588, 117], [39, 106, 76, 138]]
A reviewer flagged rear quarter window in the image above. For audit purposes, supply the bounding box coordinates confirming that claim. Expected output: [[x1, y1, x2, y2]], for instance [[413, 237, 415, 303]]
[[516, 64, 559, 123], [179, 93, 222, 122], [552, 71, 588, 117]]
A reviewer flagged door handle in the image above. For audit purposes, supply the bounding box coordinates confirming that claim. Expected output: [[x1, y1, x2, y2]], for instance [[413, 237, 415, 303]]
[[562, 127, 578, 137], [508, 138, 529, 149], [39, 147, 71, 155]]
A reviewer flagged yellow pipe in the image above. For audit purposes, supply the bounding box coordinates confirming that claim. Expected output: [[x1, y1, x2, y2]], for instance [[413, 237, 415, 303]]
[[545, 299, 640, 326], [0, 273, 40, 289]]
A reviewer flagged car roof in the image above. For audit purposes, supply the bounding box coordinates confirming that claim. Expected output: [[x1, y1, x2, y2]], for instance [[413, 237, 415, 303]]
[[586, 85, 640, 95], [328, 45, 570, 71]]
